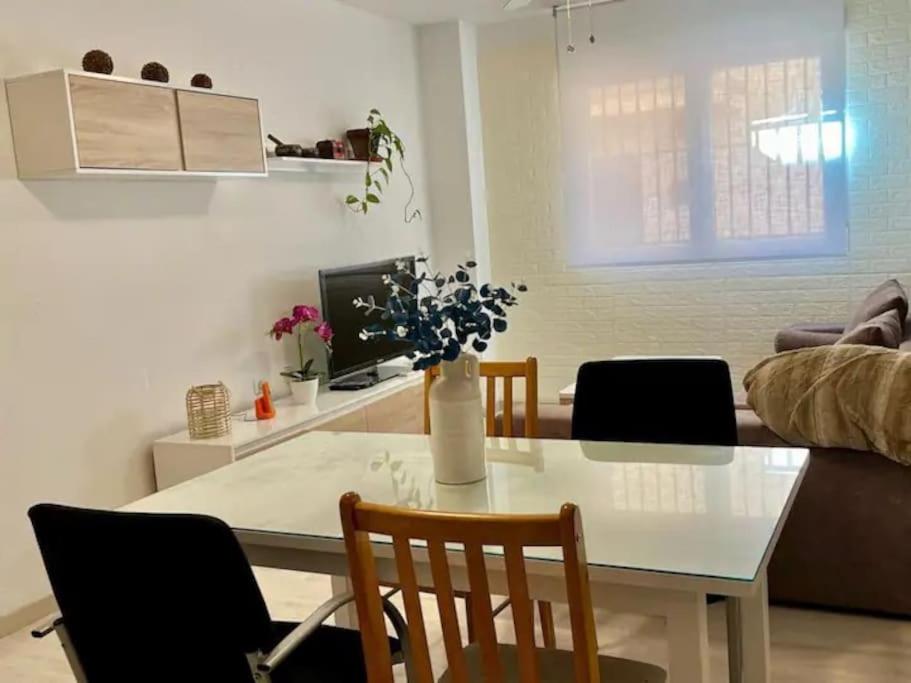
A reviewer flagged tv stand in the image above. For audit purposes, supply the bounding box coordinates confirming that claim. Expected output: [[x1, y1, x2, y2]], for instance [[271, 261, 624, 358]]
[[152, 372, 424, 490], [329, 366, 406, 391]]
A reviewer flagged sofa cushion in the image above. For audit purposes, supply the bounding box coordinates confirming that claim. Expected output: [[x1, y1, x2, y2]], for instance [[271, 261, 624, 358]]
[[775, 323, 845, 353], [846, 279, 908, 332], [836, 309, 903, 348], [744, 345, 911, 466]]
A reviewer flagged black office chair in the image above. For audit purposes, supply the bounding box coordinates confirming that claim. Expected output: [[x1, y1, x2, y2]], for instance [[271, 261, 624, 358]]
[[28, 504, 409, 683], [571, 358, 738, 446]]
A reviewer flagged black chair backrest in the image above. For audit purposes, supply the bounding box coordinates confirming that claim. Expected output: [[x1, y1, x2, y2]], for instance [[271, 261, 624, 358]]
[[571, 358, 738, 446], [29, 504, 274, 683]]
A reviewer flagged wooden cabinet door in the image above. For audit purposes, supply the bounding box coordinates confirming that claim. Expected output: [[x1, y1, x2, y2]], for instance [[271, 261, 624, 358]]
[[176, 91, 265, 173], [313, 408, 369, 433], [68, 75, 183, 170]]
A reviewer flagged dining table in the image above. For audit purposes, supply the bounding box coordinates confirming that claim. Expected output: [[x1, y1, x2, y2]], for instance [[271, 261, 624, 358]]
[[125, 431, 809, 683]]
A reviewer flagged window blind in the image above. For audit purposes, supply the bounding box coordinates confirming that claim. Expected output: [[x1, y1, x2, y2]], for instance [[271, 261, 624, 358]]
[[557, 0, 847, 266]]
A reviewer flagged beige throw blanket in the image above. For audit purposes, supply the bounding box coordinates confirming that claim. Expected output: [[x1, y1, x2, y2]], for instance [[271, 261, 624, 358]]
[[744, 345, 911, 466]]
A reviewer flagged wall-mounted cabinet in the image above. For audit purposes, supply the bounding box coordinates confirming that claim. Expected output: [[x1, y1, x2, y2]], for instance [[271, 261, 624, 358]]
[[5, 70, 266, 179], [176, 91, 265, 173]]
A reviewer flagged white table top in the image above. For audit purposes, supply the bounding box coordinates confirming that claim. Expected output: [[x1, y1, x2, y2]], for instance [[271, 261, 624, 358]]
[[127, 432, 808, 584]]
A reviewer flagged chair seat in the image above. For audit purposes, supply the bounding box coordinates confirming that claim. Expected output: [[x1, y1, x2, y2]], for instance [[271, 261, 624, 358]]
[[439, 643, 666, 683], [269, 622, 401, 683]]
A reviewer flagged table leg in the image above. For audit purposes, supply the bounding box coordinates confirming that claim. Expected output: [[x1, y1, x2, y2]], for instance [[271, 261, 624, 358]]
[[666, 591, 710, 683], [331, 574, 359, 629], [726, 572, 770, 683]]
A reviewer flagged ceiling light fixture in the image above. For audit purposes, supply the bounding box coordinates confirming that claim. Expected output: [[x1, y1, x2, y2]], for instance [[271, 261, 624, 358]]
[[566, 0, 575, 52], [553, 0, 623, 53], [588, 0, 596, 43]]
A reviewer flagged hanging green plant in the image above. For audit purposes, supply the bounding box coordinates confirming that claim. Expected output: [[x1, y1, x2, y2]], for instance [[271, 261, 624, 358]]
[[345, 109, 422, 223]]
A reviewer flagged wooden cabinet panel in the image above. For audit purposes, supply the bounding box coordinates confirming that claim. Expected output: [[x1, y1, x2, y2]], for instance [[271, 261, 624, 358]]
[[177, 91, 265, 173], [366, 384, 425, 434], [69, 75, 183, 170], [314, 408, 368, 433]]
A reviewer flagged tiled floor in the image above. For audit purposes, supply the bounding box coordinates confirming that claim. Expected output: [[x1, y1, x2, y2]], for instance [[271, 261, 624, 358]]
[[2, 568, 910, 682]]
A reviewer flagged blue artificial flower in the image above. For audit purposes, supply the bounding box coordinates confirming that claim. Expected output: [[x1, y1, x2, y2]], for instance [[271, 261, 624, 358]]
[[353, 258, 527, 370]]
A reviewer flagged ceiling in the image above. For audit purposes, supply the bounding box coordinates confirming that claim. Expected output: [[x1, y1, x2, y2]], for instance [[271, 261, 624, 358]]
[[337, 0, 551, 25]]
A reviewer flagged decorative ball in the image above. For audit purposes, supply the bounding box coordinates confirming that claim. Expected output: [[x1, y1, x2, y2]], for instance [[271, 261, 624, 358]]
[[190, 73, 213, 89], [82, 49, 113, 75], [140, 61, 170, 83]]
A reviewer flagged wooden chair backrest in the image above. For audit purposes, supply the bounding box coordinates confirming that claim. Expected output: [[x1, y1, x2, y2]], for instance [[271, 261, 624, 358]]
[[423, 357, 539, 439], [339, 493, 600, 683]]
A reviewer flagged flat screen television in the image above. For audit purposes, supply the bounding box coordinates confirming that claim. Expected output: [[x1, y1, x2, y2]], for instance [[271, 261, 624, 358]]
[[319, 256, 416, 389]]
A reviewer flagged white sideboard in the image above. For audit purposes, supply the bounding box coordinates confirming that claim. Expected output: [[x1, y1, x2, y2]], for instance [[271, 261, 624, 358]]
[[153, 372, 424, 490]]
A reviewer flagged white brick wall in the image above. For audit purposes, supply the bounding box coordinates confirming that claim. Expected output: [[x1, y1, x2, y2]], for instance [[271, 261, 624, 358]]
[[478, 0, 911, 400]]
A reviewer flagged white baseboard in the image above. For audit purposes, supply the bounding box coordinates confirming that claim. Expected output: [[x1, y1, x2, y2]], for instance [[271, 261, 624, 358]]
[[0, 595, 57, 638]]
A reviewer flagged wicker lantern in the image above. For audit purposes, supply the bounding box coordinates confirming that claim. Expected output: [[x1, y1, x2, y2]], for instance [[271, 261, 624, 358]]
[[186, 383, 232, 440]]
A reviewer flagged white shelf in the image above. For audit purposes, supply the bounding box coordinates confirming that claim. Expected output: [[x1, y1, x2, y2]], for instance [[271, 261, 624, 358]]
[[267, 156, 366, 175]]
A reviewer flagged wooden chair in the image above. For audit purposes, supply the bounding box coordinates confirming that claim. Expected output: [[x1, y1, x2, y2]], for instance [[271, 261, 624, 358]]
[[424, 357, 553, 648], [340, 493, 666, 683], [424, 357, 539, 439]]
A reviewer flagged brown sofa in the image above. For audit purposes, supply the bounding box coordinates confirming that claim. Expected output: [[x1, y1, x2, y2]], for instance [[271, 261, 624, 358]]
[[501, 405, 911, 618], [738, 411, 911, 617]]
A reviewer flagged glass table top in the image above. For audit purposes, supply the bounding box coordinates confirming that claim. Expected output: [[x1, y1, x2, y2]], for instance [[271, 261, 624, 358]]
[[126, 432, 808, 583]]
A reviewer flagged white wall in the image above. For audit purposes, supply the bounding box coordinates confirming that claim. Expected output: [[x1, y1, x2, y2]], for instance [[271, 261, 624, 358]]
[[0, 0, 432, 624], [478, 0, 911, 399], [418, 21, 491, 282]]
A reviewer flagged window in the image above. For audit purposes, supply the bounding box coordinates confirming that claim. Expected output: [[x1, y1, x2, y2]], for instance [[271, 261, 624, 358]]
[[557, 0, 846, 266]]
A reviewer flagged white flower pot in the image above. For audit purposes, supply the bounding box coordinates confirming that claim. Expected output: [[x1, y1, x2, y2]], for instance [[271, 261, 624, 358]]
[[429, 353, 487, 485], [289, 377, 319, 406]]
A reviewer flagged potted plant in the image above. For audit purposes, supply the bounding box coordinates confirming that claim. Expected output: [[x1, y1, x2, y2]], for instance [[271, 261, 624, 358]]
[[346, 109, 421, 223], [269, 305, 334, 406], [355, 257, 527, 484]]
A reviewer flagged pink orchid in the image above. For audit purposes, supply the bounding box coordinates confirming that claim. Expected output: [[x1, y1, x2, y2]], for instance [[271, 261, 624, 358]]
[[316, 321, 334, 344], [271, 317, 295, 340], [269, 304, 332, 378], [292, 305, 320, 323]]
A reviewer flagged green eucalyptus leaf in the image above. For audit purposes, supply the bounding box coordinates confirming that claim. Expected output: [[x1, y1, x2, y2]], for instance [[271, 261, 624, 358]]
[[365, 173, 373, 187], [345, 195, 360, 205], [362, 202, 369, 213], [366, 193, 381, 204]]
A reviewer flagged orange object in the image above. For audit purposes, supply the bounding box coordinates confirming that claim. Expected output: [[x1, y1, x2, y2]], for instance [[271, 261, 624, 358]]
[[254, 381, 276, 420]]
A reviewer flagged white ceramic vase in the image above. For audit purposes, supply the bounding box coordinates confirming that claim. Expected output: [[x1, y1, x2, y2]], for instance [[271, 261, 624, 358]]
[[289, 377, 319, 406], [429, 353, 487, 485]]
